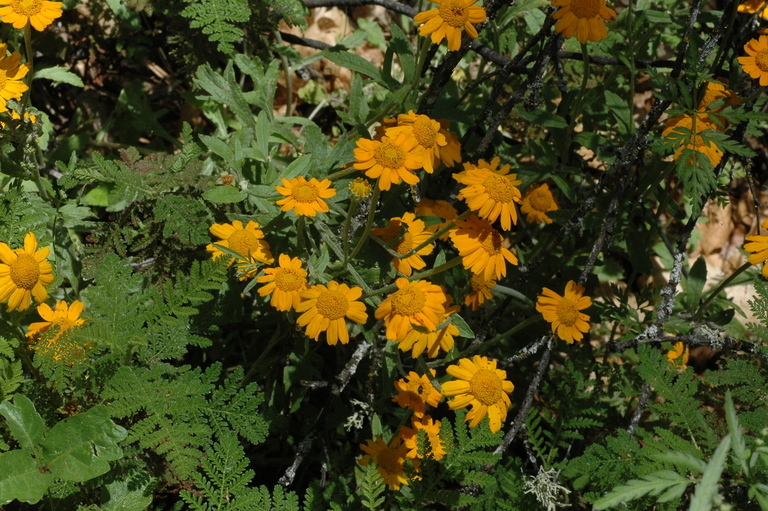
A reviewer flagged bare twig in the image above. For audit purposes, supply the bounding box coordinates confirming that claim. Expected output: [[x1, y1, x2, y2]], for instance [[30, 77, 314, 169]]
[[627, 383, 651, 436]]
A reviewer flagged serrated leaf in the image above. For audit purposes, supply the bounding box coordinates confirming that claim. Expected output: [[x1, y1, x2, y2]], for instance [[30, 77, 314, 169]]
[[33, 66, 84, 87], [0, 450, 55, 505], [203, 185, 247, 203], [593, 470, 691, 510], [652, 451, 707, 474], [0, 394, 46, 451]]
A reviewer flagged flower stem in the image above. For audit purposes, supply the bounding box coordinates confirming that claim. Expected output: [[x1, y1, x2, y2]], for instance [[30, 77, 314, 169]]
[[342, 198, 360, 262], [347, 186, 381, 263], [325, 167, 358, 182], [400, 209, 473, 259], [361, 256, 463, 299], [561, 43, 591, 165], [297, 216, 306, 253]]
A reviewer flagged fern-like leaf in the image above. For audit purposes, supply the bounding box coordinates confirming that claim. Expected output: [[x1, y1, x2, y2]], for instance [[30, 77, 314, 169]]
[[181, 0, 250, 55], [360, 461, 385, 511], [592, 470, 691, 509]]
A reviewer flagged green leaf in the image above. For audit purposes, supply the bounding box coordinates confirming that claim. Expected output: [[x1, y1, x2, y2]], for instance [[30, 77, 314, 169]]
[[644, 9, 673, 23], [389, 24, 415, 83], [203, 185, 247, 204], [451, 314, 475, 339], [41, 405, 128, 482], [0, 394, 46, 451], [33, 66, 85, 87], [323, 49, 383, 85], [687, 256, 707, 305], [0, 450, 55, 505], [725, 391, 749, 477], [689, 435, 731, 511], [102, 472, 155, 511], [651, 451, 707, 474], [593, 470, 691, 509]]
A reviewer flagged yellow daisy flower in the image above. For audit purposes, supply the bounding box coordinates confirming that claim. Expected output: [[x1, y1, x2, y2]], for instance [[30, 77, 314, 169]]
[[373, 116, 398, 141], [353, 132, 424, 191], [206, 220, 274, 271], [0, 44, 30, 112], [438, 119, 462, 167], [662, 113, 723, 167], [738, 0, 768, 19], [697, 81, 742, 127], [349, 177, 372, 199], [295, 281, 368, 345], [372, 212, 435, 276], [453, 157, 522, 231], [745, 219, 768, 278], [275, 176, 336, 217], [26, 300, 85, 339], [397, 295, 460, 358], [413, 0, 487, 51], [386, 111, 447, 174], [359, 436, 419, 490], [399, 415, 447, 460], [449, 215, 518, 281], [552, 0, 617, 44], [0, 232, 54, 312], [415, 198, 458, 240], [739, 36, 768, 86], [392, 369, 443, 417], [521, 183, 559, 225], [535, 280, 592, 343], [256, 254, 308, 311], [667, 341, 689, 370], [442, 355, 514, 433], [0, 0, 62, 31], [464, 274, 496, 311], [374, 277, 447, 342]]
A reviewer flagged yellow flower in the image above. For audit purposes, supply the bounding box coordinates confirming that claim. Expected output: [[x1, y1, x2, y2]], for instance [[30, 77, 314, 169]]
[[739, 36, 768, 86], [415, 198, 458, 240], [295, 281, 368, 345], [207, 220, 274, 275], [359, 436, 419, 490], [464, 274, 496, 311], [26, 300, 85, 339], [442, 355, 514, 433], [375, 277, 447, 342], [521, 183, 559, 225], [745, 219, 768, 278], [454, 157, 521, 231], [438, 119, 462, 167], [0, 0, 62, 30], [372, 212, 435, 276], [275, 176, 336, 217], [536, 280, 592, 343], [667, 342, 689, 370], [449, 215, 518, 281], [399, 415, 447, 460], [353, 132, 424, 191], [552, 0, 616, 44], [413, 0, 487, 51], [397, 295, 459, 358], [662, 113, 723, 167], [738, 0, 768, 19], [256, 254, 308, 311], [392, 369, 443, 417], [698, 81, 741, 112], [349, 177, 372, 199], [374, 117, 398, 141], [0, 232, 54, 311], [0, 44, 30, 112], [386, 111, 447, 174]]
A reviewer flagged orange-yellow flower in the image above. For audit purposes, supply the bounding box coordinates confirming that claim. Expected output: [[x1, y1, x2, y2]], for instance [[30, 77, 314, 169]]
[[393, 369, 443, 417], [207, 220, 274, 279], [438, 119, 462, 167], [449, 215, 518, 280], [295, 281, 368, 345], [536, 280, 592, 343], [397, 295, 460, 358], [464, 274, 496, 311], [0, 0, 62, 31], [353, 132, 424, 191], [739, 36, 768, 86], [27, 300, 89, 364], [745, 219, 768, 278], [667, 341, 689, 370], [415, 198, 458, 240], [375, 278, 447, 342], [442, 355, 514, 433], [662, 113, 723, 167], [275, 176, 336, 217], [521, 183, 559, 225], [552, 0, 617, 44], [26, 300, 85, 339], [359, 436, 419, 490], [372, 212, 435, 276], [0, 44, 30, 113], [454, 157, 521, 230], [738, 0, 768, 19], [399, 415, 447, 460], [256, 254, 308, 311], [413, 0, 487, 51], [0, 232, 54, 311], [386, 111, 447, 174], [349, 177, 372, 199]]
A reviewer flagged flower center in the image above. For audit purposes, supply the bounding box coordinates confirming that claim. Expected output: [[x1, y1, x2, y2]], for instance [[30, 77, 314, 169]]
[[529, 189, 552, 211], [407, 379, 433, 399], [556, 298, 579, 326], [756, 49, 768, 72], [376, 446, 401, 474], [483, 174, 517, 203], [10, 0, 42, 16], [469, 369, 503, 405], [274, 268, 305, 292], [350, 178, 372, 198], [10, 253, 40, 290], [390, 286, 426, 316], [470, 274, 490, 290], [438, 0, 470, 27], [412, 117, 438, 148], [315, 289, 349, 320], [395, 233, 414, 255], [569, 0, 601, 19], [227, 229, 260, 257], [374, 141, 406, 169], [479, 229, 503, 255], [292, 183, 319, 203]]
